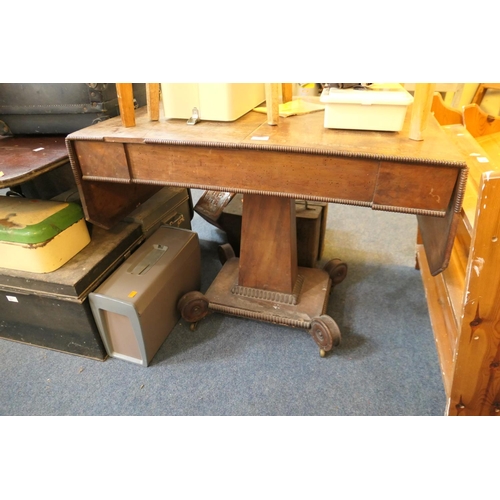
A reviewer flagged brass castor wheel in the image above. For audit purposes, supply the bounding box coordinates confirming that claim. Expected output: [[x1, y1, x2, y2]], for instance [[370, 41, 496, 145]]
[[218, 243, 236, 265], [310, 315, 341, 357], [323, 258, 348, 285], [178, 291, 209, 327]]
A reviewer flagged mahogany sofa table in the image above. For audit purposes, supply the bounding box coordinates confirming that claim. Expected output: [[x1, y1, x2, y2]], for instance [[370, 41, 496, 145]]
[[66, 107, 467, 356]]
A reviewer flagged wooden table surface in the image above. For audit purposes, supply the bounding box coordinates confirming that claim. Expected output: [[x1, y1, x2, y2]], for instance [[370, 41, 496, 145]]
[[67, 106, 468, 276], [0, 136, 69, 188], [68, 105, 464, 163]]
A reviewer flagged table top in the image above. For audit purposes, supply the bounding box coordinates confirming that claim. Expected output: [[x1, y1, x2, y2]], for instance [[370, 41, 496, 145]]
[[66, 105, 469, 276], [0, 136, 68, 188], [68, 106, 467, 169]]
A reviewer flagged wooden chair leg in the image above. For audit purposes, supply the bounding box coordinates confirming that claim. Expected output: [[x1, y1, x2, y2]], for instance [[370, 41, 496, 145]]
[[282, 83, 293, 104], [265, 83, 280, 126], [116, 83, 136, 127], [146, 83, 160, 121], [409, 83, 436, 141]]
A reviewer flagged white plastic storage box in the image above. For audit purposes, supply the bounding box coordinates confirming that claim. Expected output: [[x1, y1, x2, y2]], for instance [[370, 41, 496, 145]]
[[89, 226, 201, 366], [320, 83, 414, 131], [161, 83, 266, 121]]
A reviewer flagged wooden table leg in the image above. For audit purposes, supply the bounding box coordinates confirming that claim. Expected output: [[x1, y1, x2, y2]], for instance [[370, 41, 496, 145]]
[[191, 193, 344, 356], [239, 194, 297, 293], [409, 83, 435, 141]]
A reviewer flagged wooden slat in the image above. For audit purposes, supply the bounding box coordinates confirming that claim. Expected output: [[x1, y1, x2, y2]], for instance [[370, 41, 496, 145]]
[[0, 136, 68, 188], [239, 194, 297, 293], [448, 171, 500, 415], [282, 83, 293, 104], [416, 245, 457, 397], [431, 92, 462, 126], [441, 242, 467, 333], [146, 83, 160, 121], [265, 83, 280, 126], [116, 83, 136, 127], [463, 103, 500, 138]]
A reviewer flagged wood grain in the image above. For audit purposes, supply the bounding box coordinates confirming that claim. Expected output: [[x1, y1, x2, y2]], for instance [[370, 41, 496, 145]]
[[449, 172, 500, 415], [67, 106, 467, 274], [146, 83, 160, 121], [116, 83, 136, 127], [0, 136, 69, 188], [431, 92, 462, 126], [282, 83, 293, 103], [265, 83, 280, 126], [463, 103, 500, 138], [239, 194, 297, 293], [418, 121, 500, 415]]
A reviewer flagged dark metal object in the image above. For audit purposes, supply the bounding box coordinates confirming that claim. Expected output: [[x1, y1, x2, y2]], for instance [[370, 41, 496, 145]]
[[0, 222, 144, 360], [0, 83, 147, 135]]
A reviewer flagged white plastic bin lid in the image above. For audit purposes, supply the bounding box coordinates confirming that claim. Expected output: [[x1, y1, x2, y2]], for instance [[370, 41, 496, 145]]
[[320, 83, 414, 106]]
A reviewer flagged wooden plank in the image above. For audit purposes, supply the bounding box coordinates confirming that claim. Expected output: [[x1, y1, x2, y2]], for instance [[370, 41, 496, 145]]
[[265, 83, 280, 125], [375, 161, 458, 212], [463, 103, 500, 138], [282, 83, 293, 103], [448, 172, 500, 415], [416, 244, 457, 397], [0, 136, 68, 188], [124, 142, 380, 203], [146, 83, 160, 121], [73, 141, 130, 180], [67, 106, 466, 167], [431, 92, 462, 126], [116, 83, 136, 127], [238, 194, 297, 293], [441, 241, 467, 333]]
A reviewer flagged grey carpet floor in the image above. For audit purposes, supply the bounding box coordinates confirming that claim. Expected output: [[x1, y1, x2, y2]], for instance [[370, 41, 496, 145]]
[[0, 192, 446, 416]]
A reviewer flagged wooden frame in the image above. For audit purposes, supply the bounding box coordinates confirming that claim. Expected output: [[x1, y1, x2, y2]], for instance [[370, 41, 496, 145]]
[[417, 123, 500, 415]]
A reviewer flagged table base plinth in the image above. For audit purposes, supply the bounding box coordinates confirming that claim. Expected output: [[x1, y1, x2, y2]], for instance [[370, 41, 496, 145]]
[[182, 258, 341, 355]]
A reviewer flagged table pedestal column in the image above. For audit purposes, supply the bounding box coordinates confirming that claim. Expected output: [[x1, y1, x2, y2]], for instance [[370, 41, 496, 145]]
[[178, 194, 347, 356]]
